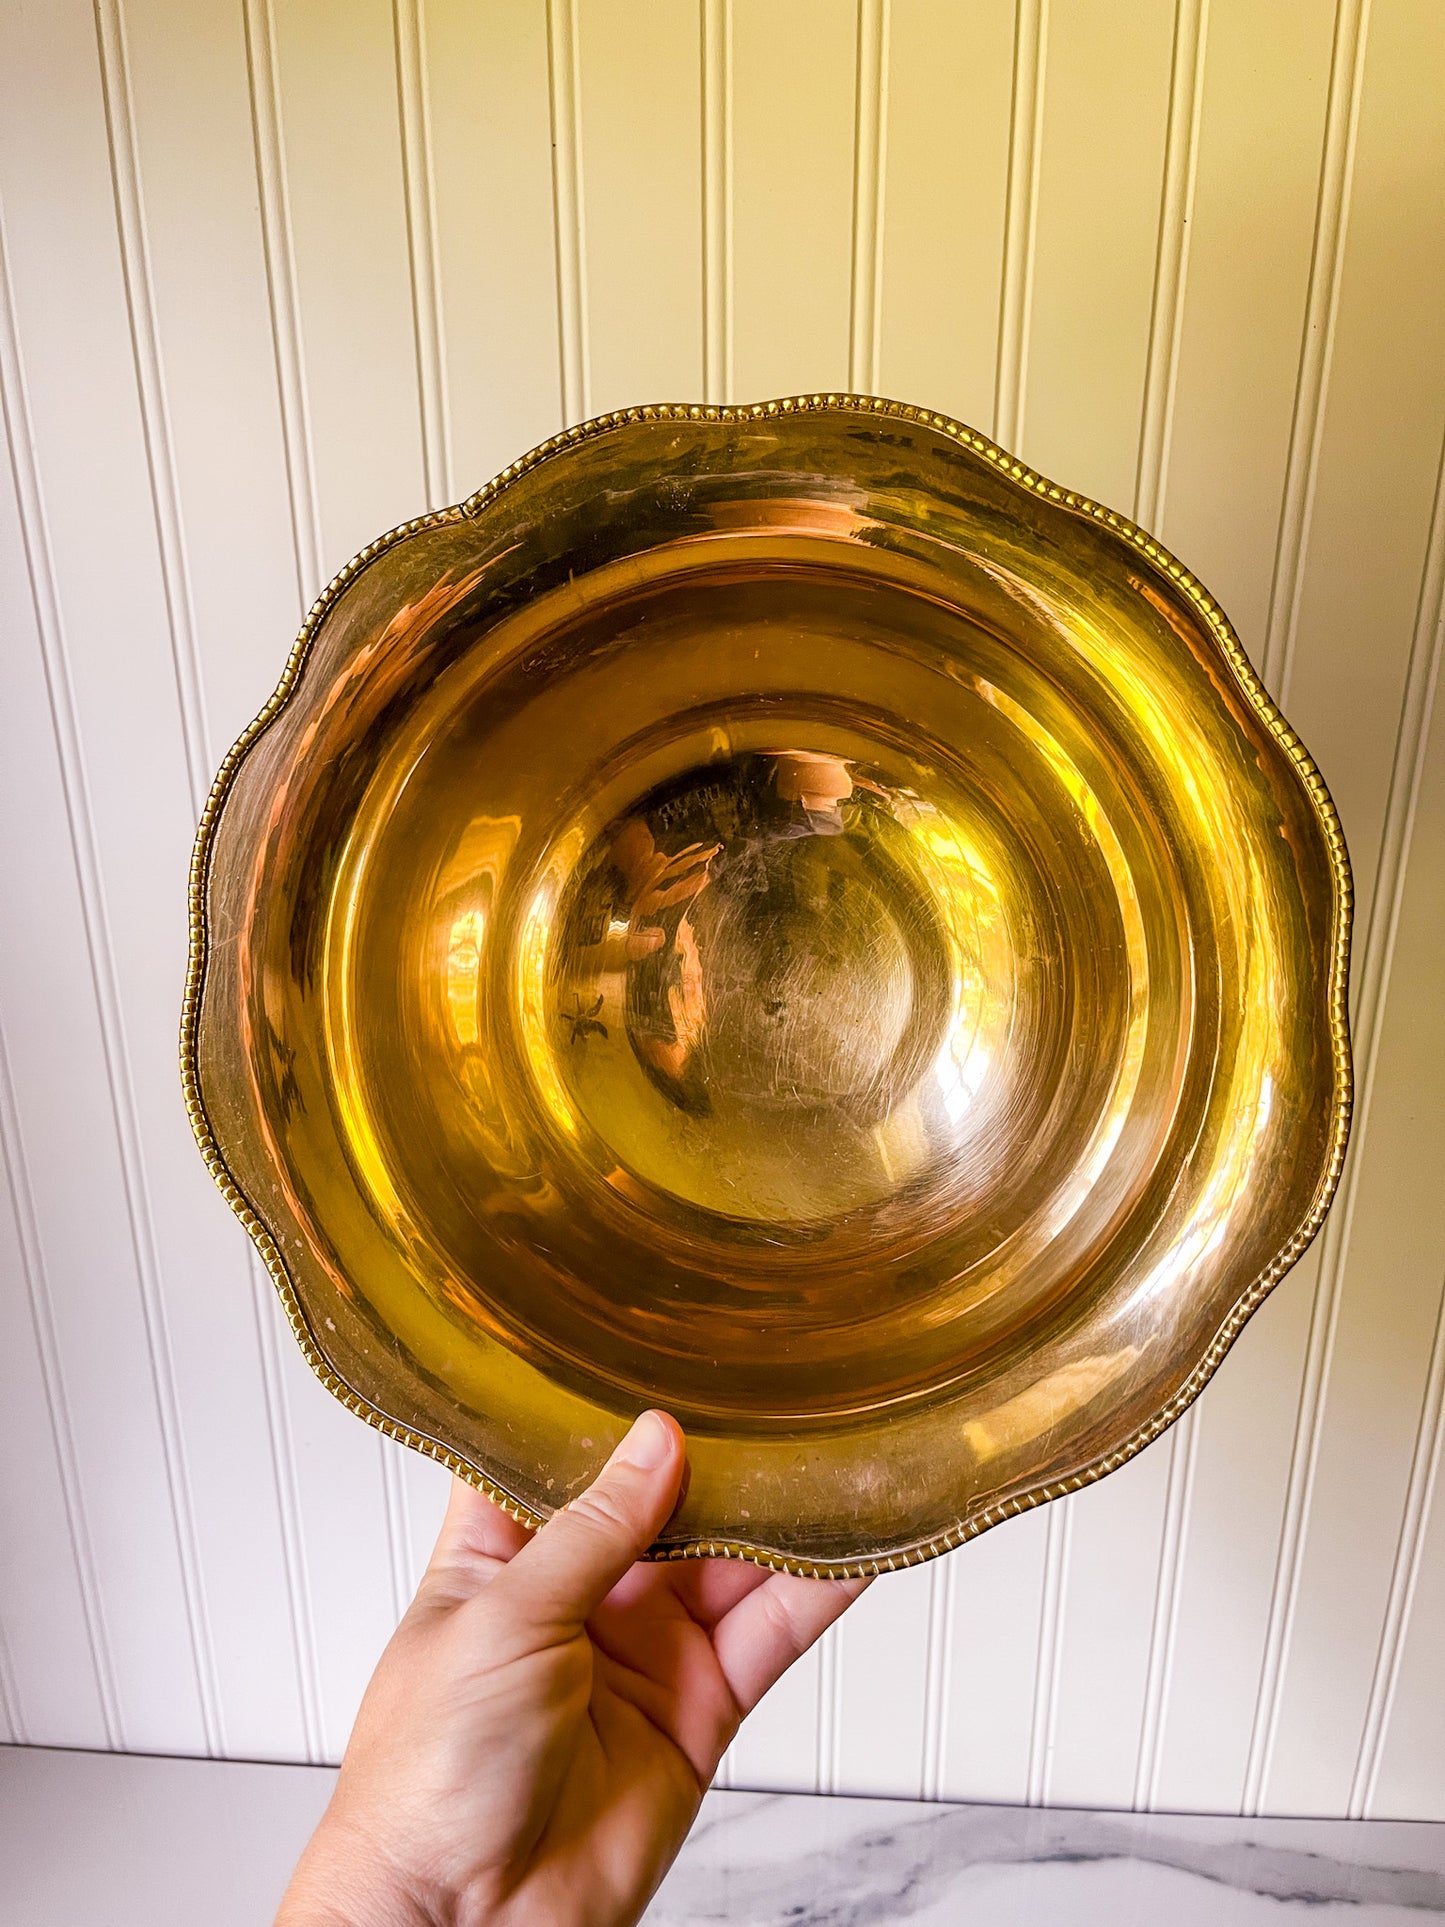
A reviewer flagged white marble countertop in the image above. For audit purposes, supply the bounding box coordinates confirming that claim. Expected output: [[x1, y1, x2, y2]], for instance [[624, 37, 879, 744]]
[[646, 1788, 1445, 1924], [3, 1746, 1443, 1924]]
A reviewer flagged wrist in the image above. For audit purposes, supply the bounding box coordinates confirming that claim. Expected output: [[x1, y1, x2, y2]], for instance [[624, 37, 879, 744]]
[[274, 1817, 441, 1927]]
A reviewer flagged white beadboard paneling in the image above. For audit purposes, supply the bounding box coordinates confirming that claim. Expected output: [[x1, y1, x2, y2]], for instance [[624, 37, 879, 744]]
[[1354, 445, 1445, 1821], [1139, 0, 1339, 1816], [1160, 0, 1335, 668], [425, 0, 562, 487], [1269, 4, 1445, 940], [830, 1562, 936, 1799], [574, 0, 704, 415], [1260, 563, 1445, 1813], [241, 0, 324, 611], [267, 1312, 404, 1763], [546, 0, 589, 425], [0, 1646, 15, 1747], [993, 0, 1046, 454], [1151, 1275, 1319, 1811], [1259, 0, 1370, 702], [1132, 1401, 1201, 1810], [1131, 0, 1207, 532], [847, 0, 887, 394], [1, 0, 1444, 1819], [930, 1512, 1047, 1805], [101, 0, 329, 1766], [120, 0, 306, 744], [876, 0, 1015, 432], [1244, 0, 1445, 1817], [1371, 1253, 1445, 1820], [1352, 688, 1445, 1822], [0, 2, 217, 1754], [730, 0, 856, 400], [397, 1443, 452, 1596], [0, 444, 118, 1756], [268, 0, 428, 574], [394, 0, 453, 510], [1047, 1447, 1173, 1809], [1262, 672, 1444, 1808], [701, 0, 732, 404], [0, 1026, 111, 1751], [1021, 0, 1175, 509]]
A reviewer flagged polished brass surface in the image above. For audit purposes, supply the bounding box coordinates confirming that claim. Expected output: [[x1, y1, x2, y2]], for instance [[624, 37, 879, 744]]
[[184, 397, 1352, 1574]]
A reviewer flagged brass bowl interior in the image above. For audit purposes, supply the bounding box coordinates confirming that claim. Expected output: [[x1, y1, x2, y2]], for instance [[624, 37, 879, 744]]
[[189, 400, 1350, 1573]]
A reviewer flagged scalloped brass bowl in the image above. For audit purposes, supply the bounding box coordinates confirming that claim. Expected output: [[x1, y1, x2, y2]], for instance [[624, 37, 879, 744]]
[[186, 398, 1351, 1573]]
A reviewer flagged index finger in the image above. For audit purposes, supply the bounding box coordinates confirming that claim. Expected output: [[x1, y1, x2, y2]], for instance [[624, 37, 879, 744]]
[[711, 1569, 871, 1716]]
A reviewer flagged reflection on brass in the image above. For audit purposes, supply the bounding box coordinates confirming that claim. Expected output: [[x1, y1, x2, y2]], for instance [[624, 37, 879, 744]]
[[183, 397, 1352, 1576]]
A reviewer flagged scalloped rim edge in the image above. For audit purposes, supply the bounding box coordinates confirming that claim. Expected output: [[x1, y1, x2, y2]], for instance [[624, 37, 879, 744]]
[[180, 393, 1354, 1580]]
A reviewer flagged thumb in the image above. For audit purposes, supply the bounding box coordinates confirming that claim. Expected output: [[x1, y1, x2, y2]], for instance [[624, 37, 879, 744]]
[[492, 1411, 686, 1629]]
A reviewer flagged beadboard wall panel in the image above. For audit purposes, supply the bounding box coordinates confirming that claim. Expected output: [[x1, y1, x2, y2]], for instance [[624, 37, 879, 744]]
[[875, 0, 1015, 432], [1, 0, 1442, 1820], [1246, 0, 1445, 1818], [575, 0, 705, 416], [1367, 649, 1445, 1821], [427, 0, 561, 494], [1131, 0, 1340, 1817]]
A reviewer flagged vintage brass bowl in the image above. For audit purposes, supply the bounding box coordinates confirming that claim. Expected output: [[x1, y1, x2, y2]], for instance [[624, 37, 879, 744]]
[[184, 397, 1351, 1574]]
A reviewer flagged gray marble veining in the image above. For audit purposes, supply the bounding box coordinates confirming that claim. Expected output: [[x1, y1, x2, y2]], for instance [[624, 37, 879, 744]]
[[645, 1790, 1445, 1925]]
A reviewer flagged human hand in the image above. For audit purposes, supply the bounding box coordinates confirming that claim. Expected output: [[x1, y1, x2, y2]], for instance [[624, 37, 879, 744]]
[[276, 1412, 869, 1927]]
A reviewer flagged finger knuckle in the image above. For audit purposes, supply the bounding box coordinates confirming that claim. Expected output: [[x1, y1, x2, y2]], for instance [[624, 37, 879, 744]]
[[759, 1587, 804, 1655], [566, 1482, 636, 1541]]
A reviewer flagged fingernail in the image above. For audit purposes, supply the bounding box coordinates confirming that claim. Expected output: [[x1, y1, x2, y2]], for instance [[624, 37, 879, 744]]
[[614, 1410, 674, 1471]]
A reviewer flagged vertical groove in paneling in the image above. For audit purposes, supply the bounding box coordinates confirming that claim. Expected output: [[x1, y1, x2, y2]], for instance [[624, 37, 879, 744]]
[[546, 0, 589, 425], [0, 1019, 120, 1749], [920, 1552, 956, 1799], [218, 0, 346, 1763], [1134, 1406, 1201, 1808], [245, 1256, 325, 1763], [393, 0, 452, 509], [0, 1613, 20, 1743], [847, 0, 887, 394], [1355, 1272, 1445, 1815], [0, 187, 223, 1759], [1027, 1499, 1071, 1805], [1134, 0, 1208, 531], [87, 0, 235, 1749], [92, 0, 212, 794], [240, 0, 323, 609], [815, 1625, 840, 1794], [993, 0, 1046, 452], [378, 1439, 414, 1625], [1243, 324, 1441, 1819], [1347, 439, 1445, 1815], [816, 1622, 842, 1795], [701, 0, 732, 405], [1260, 0, 1371, 700]]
